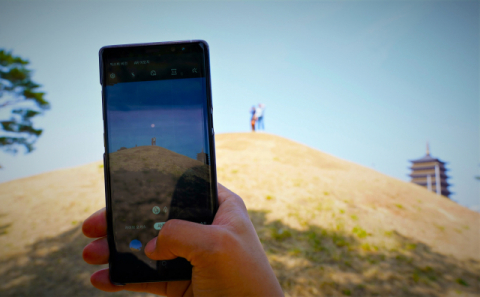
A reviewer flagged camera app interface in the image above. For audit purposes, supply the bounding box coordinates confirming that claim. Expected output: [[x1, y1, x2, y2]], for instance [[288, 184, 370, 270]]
[[104, 46, 214, 271]]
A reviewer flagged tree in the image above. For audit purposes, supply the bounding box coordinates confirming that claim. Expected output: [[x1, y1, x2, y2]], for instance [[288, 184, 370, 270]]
[[0, 50, 49, 158]]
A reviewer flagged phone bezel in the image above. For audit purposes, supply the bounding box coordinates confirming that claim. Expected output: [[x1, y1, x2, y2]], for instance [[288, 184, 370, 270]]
[[99, 40, 218, 285]]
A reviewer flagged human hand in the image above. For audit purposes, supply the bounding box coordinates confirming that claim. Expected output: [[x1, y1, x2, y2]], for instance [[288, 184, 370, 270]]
[[82, 183, 284, 297]]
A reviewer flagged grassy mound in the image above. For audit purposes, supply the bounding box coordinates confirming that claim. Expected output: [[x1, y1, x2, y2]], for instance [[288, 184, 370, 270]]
[[0, 133, 478, 296]]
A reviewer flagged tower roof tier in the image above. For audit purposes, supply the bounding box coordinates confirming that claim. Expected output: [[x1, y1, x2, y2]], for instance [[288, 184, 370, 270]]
[[409, 167, 449, 172], [409, 163, 448, 170], [409, 155, 446, 164], [411, 181, 450, 189], [409, 172, 449, 179]]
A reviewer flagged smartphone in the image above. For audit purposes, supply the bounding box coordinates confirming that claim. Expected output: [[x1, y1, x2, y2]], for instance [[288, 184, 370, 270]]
[[99, 40, 218, 285]]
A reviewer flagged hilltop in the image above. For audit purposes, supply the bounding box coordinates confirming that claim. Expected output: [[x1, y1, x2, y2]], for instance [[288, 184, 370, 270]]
[[0, 133, 478, 297], [108, 145, 205, 174]]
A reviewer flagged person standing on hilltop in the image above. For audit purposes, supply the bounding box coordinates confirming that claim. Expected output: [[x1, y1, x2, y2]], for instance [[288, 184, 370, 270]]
[[250, 105, 257, 132], [256, 103, 265, 130]]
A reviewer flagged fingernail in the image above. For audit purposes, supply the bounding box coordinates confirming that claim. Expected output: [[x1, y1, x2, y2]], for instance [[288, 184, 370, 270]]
[[145, 237, 157, 255]]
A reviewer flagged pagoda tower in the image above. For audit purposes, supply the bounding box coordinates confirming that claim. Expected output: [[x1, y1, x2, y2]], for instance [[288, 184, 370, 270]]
[[196, 148, 209, 165], [409, 143, 451, 198]]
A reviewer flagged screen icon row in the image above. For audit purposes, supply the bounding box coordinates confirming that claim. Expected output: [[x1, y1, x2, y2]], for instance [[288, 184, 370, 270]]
[[152, 206, 168, 214], [108, 67, 200, 82]]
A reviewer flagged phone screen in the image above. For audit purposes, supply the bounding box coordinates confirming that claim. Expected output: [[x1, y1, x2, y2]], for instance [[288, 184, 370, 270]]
[[100, 41, 217, 283]]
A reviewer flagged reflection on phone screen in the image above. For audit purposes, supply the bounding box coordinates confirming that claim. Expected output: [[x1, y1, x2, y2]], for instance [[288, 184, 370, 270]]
[[106, 77, 213, 270]]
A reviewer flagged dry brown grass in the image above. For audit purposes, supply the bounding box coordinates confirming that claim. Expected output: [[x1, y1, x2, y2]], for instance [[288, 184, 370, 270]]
[[217, 133, 480, 296], [0, 132, 478, 296]]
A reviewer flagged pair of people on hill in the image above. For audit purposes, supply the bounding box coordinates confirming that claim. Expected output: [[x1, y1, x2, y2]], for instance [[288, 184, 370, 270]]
[[250, 103, 266, 132]]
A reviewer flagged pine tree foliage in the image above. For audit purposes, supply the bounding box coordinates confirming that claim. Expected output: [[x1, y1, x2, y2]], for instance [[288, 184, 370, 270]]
[[0, 50, 50, 154]]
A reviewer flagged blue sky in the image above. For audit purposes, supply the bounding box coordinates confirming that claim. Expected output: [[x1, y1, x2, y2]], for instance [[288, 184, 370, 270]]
[[0, 1, 478, 210], [106, 78, 207, 158]]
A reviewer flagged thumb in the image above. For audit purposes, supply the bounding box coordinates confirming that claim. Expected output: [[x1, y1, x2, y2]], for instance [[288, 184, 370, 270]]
[[144, 219, 217, 263]]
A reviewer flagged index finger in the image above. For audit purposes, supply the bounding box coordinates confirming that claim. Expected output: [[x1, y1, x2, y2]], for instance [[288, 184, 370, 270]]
[[216, 183, 248, 213], [82, 208, 107, 238], [217, 182, 243, 205]]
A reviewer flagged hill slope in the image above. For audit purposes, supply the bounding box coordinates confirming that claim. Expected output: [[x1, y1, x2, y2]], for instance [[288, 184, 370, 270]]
[[216, 133, 479, 296], [0, 133, 478, 296], [216, 133, 479, 261]]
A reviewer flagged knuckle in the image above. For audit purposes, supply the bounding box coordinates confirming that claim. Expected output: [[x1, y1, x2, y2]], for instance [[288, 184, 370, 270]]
[[232, 194, 249, 214], [211, 228, 239, 255]]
